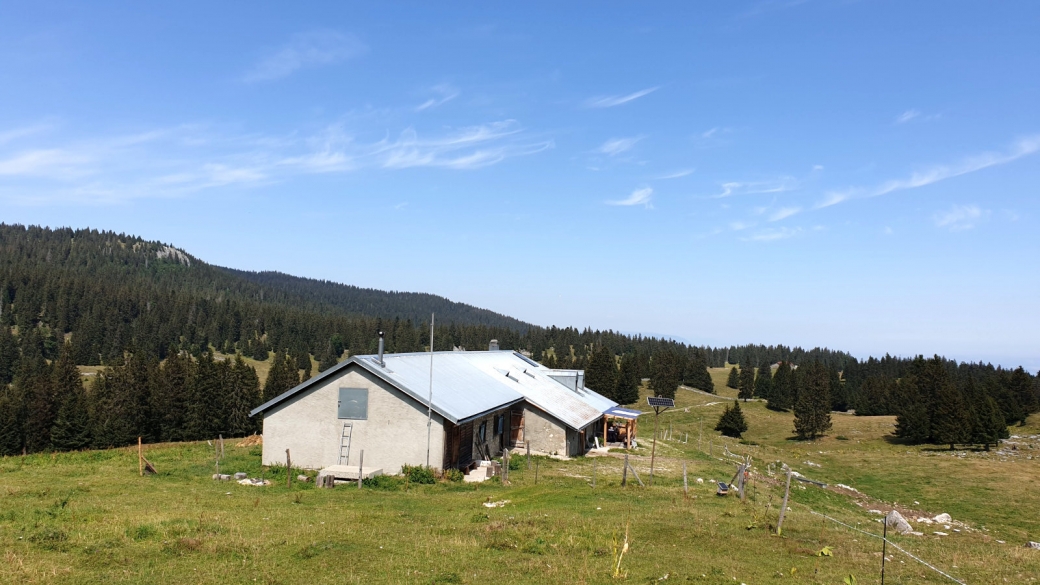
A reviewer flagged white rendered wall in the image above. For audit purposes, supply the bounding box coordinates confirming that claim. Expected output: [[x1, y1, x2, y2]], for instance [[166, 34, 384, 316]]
[[261, 365, 446, 474]]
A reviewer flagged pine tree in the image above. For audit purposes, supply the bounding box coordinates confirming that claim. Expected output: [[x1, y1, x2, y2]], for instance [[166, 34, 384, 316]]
[[726, 366, 739, 389], [225, 355, 261, 436], [21, 348, 56, 452], [715, 401, 748, 438], [768, 361, 794, 411], [753, 361, 772, 399], [793, 362, 832, 440], [828, 366, 849, 412], [585, 346, 619, 401], [615, 353, 641, 405], [186, 352, 222, 440], [649, 350, 682, 400], [0, 384, 26, 455], [1009, 367, 1038, 420], [737, 364, 755, 401], [151, 347, 193, 442]]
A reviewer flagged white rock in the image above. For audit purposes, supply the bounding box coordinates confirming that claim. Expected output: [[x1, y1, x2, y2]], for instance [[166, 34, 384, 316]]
[[885, 510, 913, 535], [1026, 541, 1040, 550], [933, 531, 948, 536], [868, 509, 883, 515], [696, 478, 704, 484], [909, 531, 924, 536], [933, 513, 952, 523]]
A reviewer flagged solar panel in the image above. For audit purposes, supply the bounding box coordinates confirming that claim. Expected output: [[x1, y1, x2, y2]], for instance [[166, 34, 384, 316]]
[[647, 397, 675, 408]]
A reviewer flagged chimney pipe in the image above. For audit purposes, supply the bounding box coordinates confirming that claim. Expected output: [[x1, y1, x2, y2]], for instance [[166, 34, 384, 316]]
[[489, 339, 499, 351], [377, 330, 385, 367]]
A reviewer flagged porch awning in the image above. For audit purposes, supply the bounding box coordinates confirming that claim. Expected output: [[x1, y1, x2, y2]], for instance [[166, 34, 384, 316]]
[[603, 406, 643, 420]]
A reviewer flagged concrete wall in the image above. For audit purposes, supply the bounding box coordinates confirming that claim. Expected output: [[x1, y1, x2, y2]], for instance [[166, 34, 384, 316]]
[[521, 405, 568, 455], [261, 365, 446, 474], [466, 410, 508, 461]]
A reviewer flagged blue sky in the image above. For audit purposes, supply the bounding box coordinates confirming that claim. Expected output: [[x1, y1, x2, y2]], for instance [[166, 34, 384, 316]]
[[2, 2, 1038, 370]]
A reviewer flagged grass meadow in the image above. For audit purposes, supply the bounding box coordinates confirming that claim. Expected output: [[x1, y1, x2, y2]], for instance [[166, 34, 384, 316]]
[[2, 376, 1038, 584]]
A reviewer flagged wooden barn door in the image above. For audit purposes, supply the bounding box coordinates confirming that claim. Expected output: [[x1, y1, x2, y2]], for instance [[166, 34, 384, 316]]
[[510, 410, 524, 447]]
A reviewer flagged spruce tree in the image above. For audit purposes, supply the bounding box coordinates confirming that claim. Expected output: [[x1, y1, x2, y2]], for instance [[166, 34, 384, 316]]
[[768, 361, 794, 411], [1009, 367, 1038, 420], [894, 378, 930, 443], [930, 375, 971, 449], [0, 326, 18, 385], [828, 366, 849, 412], [753, 360, 772, 399], [726, 366, 739, 389], [793, 362, 832, 440], [0, 384, 26, 455], [225, 355, 261, 436], [151, 347, 192, 442], [737, 363, 755, 401], [615, 353, 641, 405], [50, 342, 91, 450], [683, 352, 714, 394], [715, 401, 748, 438], [649, 350, 682, 400], [585, 346, 619, 401]]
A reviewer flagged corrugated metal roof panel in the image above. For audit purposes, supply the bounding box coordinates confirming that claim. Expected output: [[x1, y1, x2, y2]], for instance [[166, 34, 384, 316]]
[[252, 350, 618, 430]]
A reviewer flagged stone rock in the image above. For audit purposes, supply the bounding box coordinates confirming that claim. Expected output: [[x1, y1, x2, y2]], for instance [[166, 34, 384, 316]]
[[297, 474, 310, 482], [696, 478, 704, 484], [234, 472, 247, 480], [1026, 541, 1040, 550], [933, 513, 952, 523], [933, 531, 948, 536], [885, 510, 913, 534]]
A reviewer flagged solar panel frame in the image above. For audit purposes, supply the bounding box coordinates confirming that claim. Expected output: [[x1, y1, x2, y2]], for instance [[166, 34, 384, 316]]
[[647, 396, 675, 408]]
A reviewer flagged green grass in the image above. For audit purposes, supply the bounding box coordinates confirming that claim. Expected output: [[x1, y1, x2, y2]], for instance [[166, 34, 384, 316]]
[[2, 388, 1039, 584]]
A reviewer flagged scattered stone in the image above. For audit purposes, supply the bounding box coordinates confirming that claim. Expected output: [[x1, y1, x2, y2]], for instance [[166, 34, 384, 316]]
[[234, 472, 247, 480], [997, 540, 1006, 544], [909, 531, 924, 536], [297, 474, 310, 482], [917, 517, 933, 524], [483, 500, 511, 508], [238, 478, 271, 486], [212, 474, 231, 481], [696, 478, 704, 484], [885, 510, 913, 534], [933, 513, 952, 523], [836, 483, 860, 493], [933, 531, 948, 536], [1026, 541, 1040, 550]]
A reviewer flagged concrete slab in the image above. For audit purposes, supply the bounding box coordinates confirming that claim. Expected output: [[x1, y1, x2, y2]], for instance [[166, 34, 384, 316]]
[[319, 465, 383, 480]]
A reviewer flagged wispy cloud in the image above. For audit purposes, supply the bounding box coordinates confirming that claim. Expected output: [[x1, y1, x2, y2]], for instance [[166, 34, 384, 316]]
[[655, 169, 694, 180], [768, 206, 801, 222], [933, 204, 987, 231], [243, 31, 366, 82], [814, 135, 1040, 209], [895, 109, 920, 124], [710, 177, 797, 198], [607, 187, 653, 208], [729, 220, 755, 231], [744, 226, 803, 242], [584, 87, 658, 108], [0, 119, 552, 203], [597, 136, 643, 156], [415, 83, 460, 112]]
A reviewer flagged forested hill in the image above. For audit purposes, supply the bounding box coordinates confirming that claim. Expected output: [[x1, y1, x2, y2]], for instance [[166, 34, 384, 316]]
[[0, 224, 532, 365], [218, 267, 527, 331]]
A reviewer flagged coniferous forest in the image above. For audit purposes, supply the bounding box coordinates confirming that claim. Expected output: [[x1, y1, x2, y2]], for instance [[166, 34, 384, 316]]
[[0, 223, 1037, 455]]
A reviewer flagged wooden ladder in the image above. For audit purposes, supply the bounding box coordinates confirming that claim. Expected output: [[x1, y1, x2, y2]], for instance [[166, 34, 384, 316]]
[[338, 422, 353, 465]]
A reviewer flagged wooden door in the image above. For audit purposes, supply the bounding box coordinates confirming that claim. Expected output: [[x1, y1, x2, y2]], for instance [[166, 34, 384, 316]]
[[510, 410, 524, 447]]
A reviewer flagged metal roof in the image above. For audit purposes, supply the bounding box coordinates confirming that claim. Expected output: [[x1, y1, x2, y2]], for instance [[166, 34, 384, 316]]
[[604, 406, 643, 420], [251, 350, 618, 430]]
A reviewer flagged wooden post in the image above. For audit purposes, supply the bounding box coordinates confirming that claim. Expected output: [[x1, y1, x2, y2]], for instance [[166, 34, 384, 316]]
[[592, 458, 596, 489], [535, 459, 539, 485], [358, 450, 364, 489], [626, 459, 644, 487], [683, 461, 688, 497], [709, 439, 713, 458], [502, 448, 509, 485], [698, 419, 702, 452], [219, 434, 224, 459], [776, 470, 793, 535], [603, 417, 608, 447], [286, 449, 291, 489], [739, 464, 746, 502], [649, 410, 659, 486], [138, 437, 143, 477], [526, 441, 531, 470], [881, 519, 888, 584], [621, 453, 629, 487]]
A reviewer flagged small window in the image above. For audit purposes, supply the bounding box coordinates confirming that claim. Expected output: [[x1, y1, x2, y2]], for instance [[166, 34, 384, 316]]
[[477, 421, 487, 444], [338, 388, 368, 420], [495, 414, 504, 436]]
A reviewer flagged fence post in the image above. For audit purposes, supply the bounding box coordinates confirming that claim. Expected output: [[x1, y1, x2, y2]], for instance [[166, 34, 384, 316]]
[[526, 441, 531, 470], [286, 449, 291, 489], [621, 453, 629, 487], [776, 470, 793, 535], [358, 450, 364, 489], [592, 458, 596, 489], [683, 461, 688, 497]]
